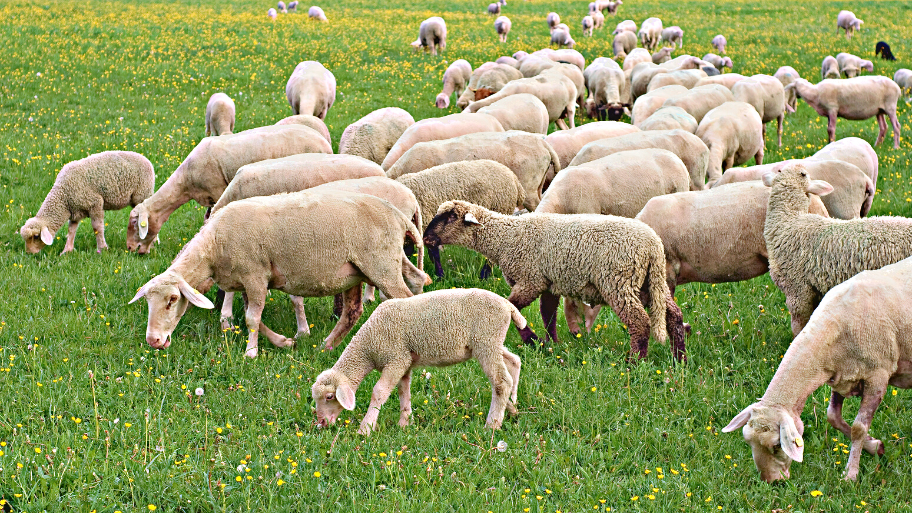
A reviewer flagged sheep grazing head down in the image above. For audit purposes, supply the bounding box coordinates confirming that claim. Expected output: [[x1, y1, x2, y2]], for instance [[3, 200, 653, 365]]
[[129, 272, 214, 349], [423, 200, 484, 248], [127, 203, 158, 254], [311, 369, 356, 428], [19, 218, 55, 253], [722, 403, 805, 482]]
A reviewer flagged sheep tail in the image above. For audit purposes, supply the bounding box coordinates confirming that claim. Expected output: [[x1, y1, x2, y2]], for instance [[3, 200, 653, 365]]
[[860, 175, 875, 218], [646, 247, 668, 344], [508, 300, 528, 330]]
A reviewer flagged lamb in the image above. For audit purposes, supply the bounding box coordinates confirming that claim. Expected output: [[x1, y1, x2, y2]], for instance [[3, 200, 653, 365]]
[[339, 107, 415, 165], [544, 121, 640, 171], [455, 62, 522, 109], [695, 73, 748, 90], [637, 181, 830, 294], [285, 61, 336, 120], [550, 27, 575, 49], [268, 8, 277, 19], [380, 113, 504, 170], [494, 16, 511, 43], [786, 76, 901, 148], [205, 93, 235, 136], [623, 48, 653, 71], [762, 164, 912, 336], [412, 17, 447, 56], [660, 26, 683, 48], [569, 129, 710, 191], [20, 151, 154, 254], [732, 75, 790, 146], [711, 34, 727, 54], [126, 125, 331, 253], [722, 255, 912, 482], [836, 10, 863, 39], [477, 93, 550, 134], [312, 288, 525, 434], [773, 66, 800, 113], [612, 30, 637, 59], [277, 1, 287, 13], [436, 59, 472, 108], [652, 47, 673, 64], [702, 53, 732, 72], [308, 5, 326, 21], [659, 83, 734, 124], [631, 84, 687, 126], [808, 137, 878, 186], [583, 57, 632, 121], [274, 114, 331, 143], [287, 1, 298, 13], [612, 19, 637, 35], [696, 101, 764, 184], [821, 56, 840, 80], [894, 69, 912, 99], [487, 2, 501, 15], [638, 106, 698, 133], [396, 160, 526, 277], [385, 130, 560, 211], [638, 17, 663, 52], [423, 201, 687, 361], [591, 9, 605, 30], [582, 15, 594, 37], [546, 12, 560, 29], [464, 68, 579, 129], [647, 69, 708, 92], [602, 0, 622, 16], [836, 52, 874, 78]]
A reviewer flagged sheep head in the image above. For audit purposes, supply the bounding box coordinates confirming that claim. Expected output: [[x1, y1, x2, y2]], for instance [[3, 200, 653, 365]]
[[474, 87, 495, 101], [423, 200, 486, 249], [19, 218, 55, 253], [435, 93, 450, 109], [129, 272, 214, 350], [127, 203, 159, 254], [722, 403, 805, 482], [312, 369, 357, 428]]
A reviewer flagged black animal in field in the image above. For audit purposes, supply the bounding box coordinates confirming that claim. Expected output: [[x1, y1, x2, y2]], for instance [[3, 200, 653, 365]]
[[875, 41, 896, 61]]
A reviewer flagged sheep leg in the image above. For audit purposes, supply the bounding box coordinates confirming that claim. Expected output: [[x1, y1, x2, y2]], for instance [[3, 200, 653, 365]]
[[363, 284, 377, 304], [875, 113, 887, 146], [507, 284, 544, 345], [888, 109, 901, 149], [777, 114, 784, 147], [826, 391, 884, 456], [359, 360, 411, 435], [333, 293, 343, 317], [242, 288, 267, 358], [397, 369, 413, 427], [501, 347, 521, 409], [540, 291, 560, 344], [564, 298, 583, 335], [666, 297, 687, 362], [324, 286, 363, 350], [610, 293, 651, 361], [62, 219, 80, 254], [826, 112, 837, 143], [844, 375, 888, 481], [584, 304, 602, 332], [555, 118, 570, 131], [428, 245, 445, 278], [479, 260, 493, 280], [220, 291, 235, 331], [477, 353, 514, 429], [754, 145, 764, 166], [290, 295, 310, 338], [89, 208, 108, 253]]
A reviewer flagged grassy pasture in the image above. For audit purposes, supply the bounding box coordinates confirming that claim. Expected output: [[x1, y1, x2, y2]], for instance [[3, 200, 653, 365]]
[[1, 0, 912, 510]]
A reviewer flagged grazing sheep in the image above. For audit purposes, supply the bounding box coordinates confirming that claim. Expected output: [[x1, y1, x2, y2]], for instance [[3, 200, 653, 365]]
[[773, 66, 800, 113], [20, 151, 154, 255], [339, 107, 415, 165], [695, 73, 748, 90], [412, 17, 447, 56], [312, 288, 525, 435], [131, 190, 429, 356], [205, 93, 235, 137], [545, 121, 640, 171], [786, 77, 901, 148], [696, 101, 764, 184], [285, 61, 336, 120], [455, 62, 523, 109], [647, 69, 708, 92], [893, 69, 912, 99], [126, 125, 331, 253], [875, 41, 896, 61], [631, 84, 687, 126], [436, 59, 472, 108], [385, 130, 560, 211], [762, 164, 912, 336], [732, 75, 790, 146], [612, 30, 638, 59], [603, 0, 622, 16], [307, 5, 326, 21], [275, 114, 331, 143], [550, 27, 575, 49], [836, 52, 874, 78], [702, 53, 732, 72], [659, 83, 734, 124], [809, 137, 878, 186], [591, 10, 605, 30], [722, 255, 912, 482], [381, 113, 504, 170], [465, 68, 579, 130], [423, 201, 687, 360], [583, 57, 632, 121], [623, 48, 653, 71], [487, 2, 501, 15], [836, 10, 863, 39], [821, 56, 840, 80], [660, 26, 684, 48], [569, 129, 710, 191], [652, 47, 673, 64], [277, 1, 287, 13], [267, 8, 277, 19], [546, 12, 560, 29], [494, 16, 512, 43], [582, 15, 594, 37], [396, 160, 526, 277], [630, 63, 667, 99], [477, 93, 550, 134], [711, 34, 727, 54], [612, 19, 637, 35], [638, 106, 698, 133], [287, 1, 298, 13], [638, 17, 663, 52]]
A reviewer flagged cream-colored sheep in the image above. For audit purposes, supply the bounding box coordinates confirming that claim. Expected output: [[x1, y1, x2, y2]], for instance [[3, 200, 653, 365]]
[[583, 57, 631, 121], [412, 17, 447, 56], [477, 93, 550, 134], [612, 19, 636, 35], [836, 10, 863, 39], [312, 288, 525, 435], [808, 136, 878, 186], [126, 125, 331, 253], [423, 201, 687, 361], [836, 52, 874, 79], [631, 84, 687, 126], [638, 17, 663, 52], [494, 16, 512, 42], [658, 55, 706, 71], [723, 255, 912, 482], [612, 30, 637, 59], [623, 48, 652, 71], [456, 62, 523, 109], [591, 10, 605, 30], [550, 27, 576, 49], [660, 26, 683, 48], [638, 106, 697, 133], [894, 69, 912, 98], [647, 68, 708, 92], [274, 114, 331, 143], [436, 59, 472, 108], [130, 190, 430, 357], [285, 61, 336, 120], [702, 53, 732, 72], [696, 101, 764, 184], [339, 107, 415, 165], [773, 66, 800, 112], [464, 68, 579, 129], [659, 83, 734, 124], [205, 93, 235, 136], [582, 15, 594, 37], [731, 74, 790, 146], [308, 5, 326, 21], [651, 47, 673, 64], [519, 54, 556, 78], [496, 55, 520, 68], [546, 12, 560, 29], [385, 130, 560, 211], [530, 48, 586, 71], [711, 34, 726, 54], [21, 151, 154, 254], [821, 56, 840, 80], [381, 113, 504, 170], [544, 121, 640, 171], [694, 73, 748, 90], [630, 62, 667, 100]]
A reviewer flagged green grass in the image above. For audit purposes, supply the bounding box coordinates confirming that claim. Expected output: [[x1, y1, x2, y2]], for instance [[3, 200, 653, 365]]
[[1, 0, 912, 510]]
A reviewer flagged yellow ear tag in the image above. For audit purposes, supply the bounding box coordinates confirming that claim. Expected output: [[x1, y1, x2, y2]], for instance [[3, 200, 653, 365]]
[[140, 221, 147, 227], [795, 437, 804, 447]]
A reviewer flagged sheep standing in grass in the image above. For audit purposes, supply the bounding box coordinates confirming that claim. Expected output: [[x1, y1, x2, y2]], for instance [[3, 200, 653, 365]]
[[612, 30, 637, 59], [723, 255, 912, 482], [546, 12, 560, 29], [651, 47, 673, 64], [821, 56, 840, 80], [591, 10, 605, 30], [487, 1, 501, 15], [711, 34, 726, 54], [205, 93, 235, 136], [660, 26, 683, 48], [312, 288, 524, 435], [436, 59, 472, 108], [285, 61, 336, 120], [702, 53, 732, 72], [836, 10, 863, 39], [277, 1, 287, 13], [894, 69, 912, 99], [638, 17, 663, 52], [696, 101, 764, 183], [763, 165, 912, 336], [786, 76, 901, 148], [612, 19, 636, 35], [268, 8, 277, 19], [582, 16, 594, 37], [774, 66, 800, 113], [550, 27, 575, 49], [809, 137, 878, 186], [275, 114, 331, 143], [21, 151, 154, 254], [308, 6, 326, 21], [287, 1, 298, 13], [412, 17, 447, 56], [836, 52, 874, 79], [424, 201, 687, 360], [494, 16, 512, 43], [339, 108, 415, 165], [732, 75, 790, 146]]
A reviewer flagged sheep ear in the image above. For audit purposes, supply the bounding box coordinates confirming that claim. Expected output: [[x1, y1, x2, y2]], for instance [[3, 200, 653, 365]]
[[463, 212, 483, 226], [178, 279, 214, 309], [722, 404, 754, 432], [138, 211, 150, 239], [40, 226, 54, 246], [785, 103, 796, 114], [129, 280, 154, 304], [761, 172, 777, 187], [806, 180, 834, 197], [779, 413, 805, 462], [336, 382, 356, 411]]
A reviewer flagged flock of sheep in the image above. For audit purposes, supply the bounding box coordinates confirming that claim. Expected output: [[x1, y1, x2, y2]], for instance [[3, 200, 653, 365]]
[[17, 0, 912, 486]]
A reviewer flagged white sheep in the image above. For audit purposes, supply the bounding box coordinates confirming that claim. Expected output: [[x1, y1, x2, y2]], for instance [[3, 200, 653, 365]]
[[487, 2, 501, 15], [274, 114, 331, 144], [711, 34, 727, 54], [312, 288, 524, 435], [267, 8, 277, 19], [821, 55, 840, 80], [696, 101, 764, 184], [836, 10, 863, 39], [516, 57, 585, 108], [307, 5, 326, 21], [412, 17, 447, 56], [894, 69, 912, 99], [773, 66, 800, 113], [808, 136, 878, 186], [277, 1, 287, 13], [436, 59, 472, 108], [732, 74, 790, 146], [651, 47, 673, 64], [544, 121, 640, 171], [836, 52, 874, 78], [477, 93, 550, 134], [647, 68, 708, 92], [464, 67, 579, 129], [631, 84, 687, 125], [582, 15, 594, 37], [21, 151, 154, 254], [638, 106, 697, 133], [205, 93, 235, 136], [494, 16, 512, 43], [495, 55, 520, 68], [612, 30, 637, 59], [546, 12, 560, 29], [285, 61, 336, 120], [723, 254, 912, 482], [287, 1, 298, 13], [591, 10, 605, 30], [786, 76, 901, 148], [583, 57, 631, 121], [612, 19, 637, 35], [531, 48, 586, 71], [659, 83, 734, 125], [380, 112, 504, 170], [702, 53, 732, 72], [694, 73, 748, 90], [550, 27, 575, 49], [623, 48, 653, 71], [637, 17, 663, 52], [338, 107, 415, 165], [660, 26, 683, 48]]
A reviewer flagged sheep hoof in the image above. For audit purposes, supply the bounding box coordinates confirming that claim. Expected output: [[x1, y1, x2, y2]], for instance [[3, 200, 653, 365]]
[[244, 346, 258, 358], [485, 419, 503, 430], [865, 439, 885, 456], [357, 425, 373, 436], [398, 418, 410, 428], [506, 403, 518, 416], [295, 328, 310, 339], [220, 319, 233, 331]]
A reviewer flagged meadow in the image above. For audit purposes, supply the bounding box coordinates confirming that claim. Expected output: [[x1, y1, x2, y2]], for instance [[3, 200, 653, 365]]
[[1, 0, 912, 510]]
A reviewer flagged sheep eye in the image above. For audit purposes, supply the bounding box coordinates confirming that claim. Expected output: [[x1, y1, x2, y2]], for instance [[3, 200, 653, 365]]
[[166, 295, 179, 309], [325, 393, 335, 401]]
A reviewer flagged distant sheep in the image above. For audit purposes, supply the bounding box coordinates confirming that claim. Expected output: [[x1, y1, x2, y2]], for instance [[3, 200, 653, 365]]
[[267, 8, 277, 19], [287, 1, 298, 13], [277, 1, 287, 13], [550, 27, 575, 48], [612, 19, 637, 35], [836, 10, 863, 39], [660, 26, 683, 48], [308, 5, 327, 21], [205, 92, 235, 137], [436, 59, 472, 108], [894, 69, 912, 99], [836, 52, 874, 78], [582, 15, 594, 37], [711, 34, 727, 54], [774, 66, 800, 113], [638, 17, 663, 52], [487, 1, 501, 15], [494, 16, 512, 42], [702, 53, 732, 72], [546, 12, 560, 29], [821, 55, 840, 80], [875, 41, 896, 61], [285, 61, 336, 119], [652, 47, 673, 64], [412, 17, 447, 56]]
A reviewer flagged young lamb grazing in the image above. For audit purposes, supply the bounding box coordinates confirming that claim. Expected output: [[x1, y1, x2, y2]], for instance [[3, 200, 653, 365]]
[[546, 12, 560, 29], [312, 288, 524, 435], [660, 26, 683, 48], [894, 69, 912, 99], [711, 34, 727, 54], [487, 2, 500, 15], [820, 55, 839, 80], [659, 83, 734, 125], [464, 68, 579, 129], [396, 160, 526, 277], [274, 114, 331, 143], [638, 17, 663, 52], [285, 61, 336, 120], [287, 1, 298, 13], [786, 76, 901, 148], [307, 5, 327, 21], [477, 93, 550, 134], [582, 15, 594, 37], [267, 8, 277, 19], [583, 57, 632, 121], [723, 254, 912, 482], [732, 75, 790, 146], [412, 17, 447, 56], [651, 47, 673, 64], [773, 66, 800, 113], [875, 41, 896, 61], [380, 113, 504, 170], [205, 92, 235, 136], [696, 101, 764, 184], [550, 27, 575, 49], [702, 53, 732, 72], [494, 16, 511, 43], [126, 125, 331, 253], [762, 164, 912, 336], [339, 107, 415, 165], [436, 59, 472, 108], [612, 30, 637, 59], [21, 151, 154, 255], [277, 1, 287, 13], [836, 52, 874, 78], [130, 190, 430, 357], [836, 10, 863, 39], [544, 121, 640, 170]]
